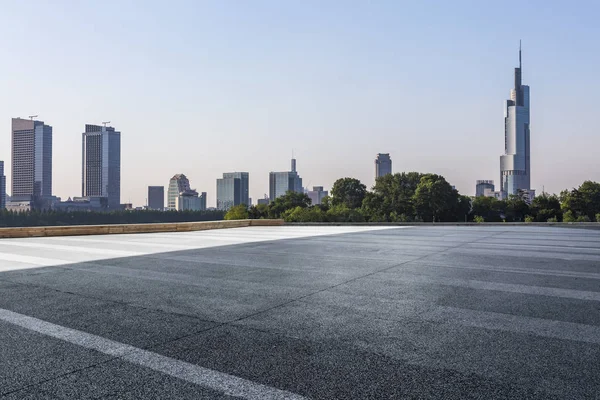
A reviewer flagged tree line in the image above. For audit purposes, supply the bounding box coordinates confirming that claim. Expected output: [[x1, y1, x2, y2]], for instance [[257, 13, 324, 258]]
[[225, 173, 600, 223], [0, 209, 225, 227]]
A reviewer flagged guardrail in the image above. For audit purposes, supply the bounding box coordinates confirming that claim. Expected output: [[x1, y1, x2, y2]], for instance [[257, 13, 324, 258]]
[[0, 219, 284, 239]]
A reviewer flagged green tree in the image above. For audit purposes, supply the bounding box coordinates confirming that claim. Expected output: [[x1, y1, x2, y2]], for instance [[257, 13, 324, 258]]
[[561, 181, 600, 221], [563, 210, 576, 222], [470, 196, 504, 222], [361, 172, 424, 221], [445, 194, 472, 222], [412, 174, 456, 222], [248, 204, 269, 219], [326, 204, 365, 222], [530, 193, 562, 222], [282, 206, 326, 222], [503, 195, 530, 222], [224, 204, 249, 220], [330, 178, 367, 209], [268, 191, 311, 218]]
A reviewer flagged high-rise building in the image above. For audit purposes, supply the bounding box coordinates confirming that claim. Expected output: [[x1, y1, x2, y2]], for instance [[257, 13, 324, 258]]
[[222, 172, 249, 206], [175, 189, 202, 211], [375, 153, 392, 179], [0, 161, 6, 209], [500, 43, 532, 196], [167, 174, 191, 210], [147, 186, 164, 210], [269, 158, 303, 201], [217, 177, 241, 210], [307, 186, 328, 205], [11, 118, 53, 201], [82, 124, 121, 208], [199, 192, 207, 211], [475, 180, 495, 197]]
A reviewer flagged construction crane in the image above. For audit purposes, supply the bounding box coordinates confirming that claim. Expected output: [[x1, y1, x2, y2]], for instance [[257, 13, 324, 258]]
[[102, 121, 111, 127], [28, 115, 38, 120]]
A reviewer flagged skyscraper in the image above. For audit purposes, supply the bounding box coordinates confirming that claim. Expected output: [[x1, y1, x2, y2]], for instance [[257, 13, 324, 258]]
[[167, 174, 191, 210], [199, 192, 207, 211], [269, 158, 303, 201], [0, 161, 6, 209], [222, 172, 249, 206], [11, 118, 53, 200], [500, 43, 531, 196], [217, 177, 241, 210], [148, 186, 164, 210], [375, 153, 392, 179], [82, 124, 121, 208]]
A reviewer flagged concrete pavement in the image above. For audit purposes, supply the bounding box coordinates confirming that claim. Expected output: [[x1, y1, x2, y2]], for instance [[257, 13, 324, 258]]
[[0, 225, 599, 399]]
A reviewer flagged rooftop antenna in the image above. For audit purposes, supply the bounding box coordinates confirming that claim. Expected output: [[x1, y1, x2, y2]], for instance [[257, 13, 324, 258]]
[[28, 115, 38, 120], [102, 121, 111, 127], [519, 40, 522, 70]]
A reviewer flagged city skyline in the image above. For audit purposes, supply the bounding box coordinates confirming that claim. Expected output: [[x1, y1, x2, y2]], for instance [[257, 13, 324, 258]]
[[1, 2, 599, 208]]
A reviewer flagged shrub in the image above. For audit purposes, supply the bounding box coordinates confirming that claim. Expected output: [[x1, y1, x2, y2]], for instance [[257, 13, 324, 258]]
[[596, 213, 600, 222], [524, 215, 534, 223], [473, 215, 484, 223], [547, 217, 558, 223], [562, 210, 576, 222], [283, 206, 325, 222], [224, 204, 249, 220]]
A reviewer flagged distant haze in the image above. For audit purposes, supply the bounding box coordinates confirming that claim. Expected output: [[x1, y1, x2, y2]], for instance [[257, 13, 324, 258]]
[[1, 1, 598, 207]]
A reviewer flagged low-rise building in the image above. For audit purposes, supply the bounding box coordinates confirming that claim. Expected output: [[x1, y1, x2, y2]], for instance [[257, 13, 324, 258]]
[[176, 190, 202, 211], [307, 186, 328, 205]]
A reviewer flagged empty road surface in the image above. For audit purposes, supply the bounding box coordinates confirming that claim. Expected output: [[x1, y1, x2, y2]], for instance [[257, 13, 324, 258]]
[[0, 225, 599, 399]]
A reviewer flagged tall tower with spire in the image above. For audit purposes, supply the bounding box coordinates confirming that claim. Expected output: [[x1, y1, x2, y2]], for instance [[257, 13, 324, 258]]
[[500, 42, 531, 196]]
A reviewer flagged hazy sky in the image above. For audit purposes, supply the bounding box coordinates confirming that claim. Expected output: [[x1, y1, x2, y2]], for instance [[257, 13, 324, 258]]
[[1, 1, 598, 207]]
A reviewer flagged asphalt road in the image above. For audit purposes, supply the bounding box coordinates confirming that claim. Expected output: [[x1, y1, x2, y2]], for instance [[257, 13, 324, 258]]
[[0, 225, 599, 399]]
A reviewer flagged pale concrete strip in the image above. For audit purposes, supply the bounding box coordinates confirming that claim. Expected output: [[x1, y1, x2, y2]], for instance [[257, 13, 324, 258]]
[[0, 308, 307, 400], [0, 226, 402, 273], [0, 252, 70, 268], [377, 274, 600, 301], [422, 306, 600, 345], [0, 241, 142, 257], [41, 237, 195, 250]]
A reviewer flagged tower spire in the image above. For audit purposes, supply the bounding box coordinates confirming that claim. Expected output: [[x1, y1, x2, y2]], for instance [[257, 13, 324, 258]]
[[519, 40, 522, 70]]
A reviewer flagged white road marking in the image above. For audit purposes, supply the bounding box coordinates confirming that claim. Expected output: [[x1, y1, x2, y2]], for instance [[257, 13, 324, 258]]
[[374, 274, 600, 301], [0, 308, 307, 399], [422, 306, 600, 345], [0, 226, 402, 272]]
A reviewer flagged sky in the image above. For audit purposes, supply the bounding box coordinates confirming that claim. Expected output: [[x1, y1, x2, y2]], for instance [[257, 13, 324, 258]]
[[0, 0, 599, 207]]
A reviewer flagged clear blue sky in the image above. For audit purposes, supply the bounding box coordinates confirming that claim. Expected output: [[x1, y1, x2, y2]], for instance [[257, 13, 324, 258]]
[[1, 0, 598, 206]]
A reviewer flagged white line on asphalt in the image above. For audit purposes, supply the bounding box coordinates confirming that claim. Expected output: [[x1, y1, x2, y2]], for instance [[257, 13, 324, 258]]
[[422, 306, 600, 345], [373, 274, 600, 301], [0, 308, 307, 400]]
